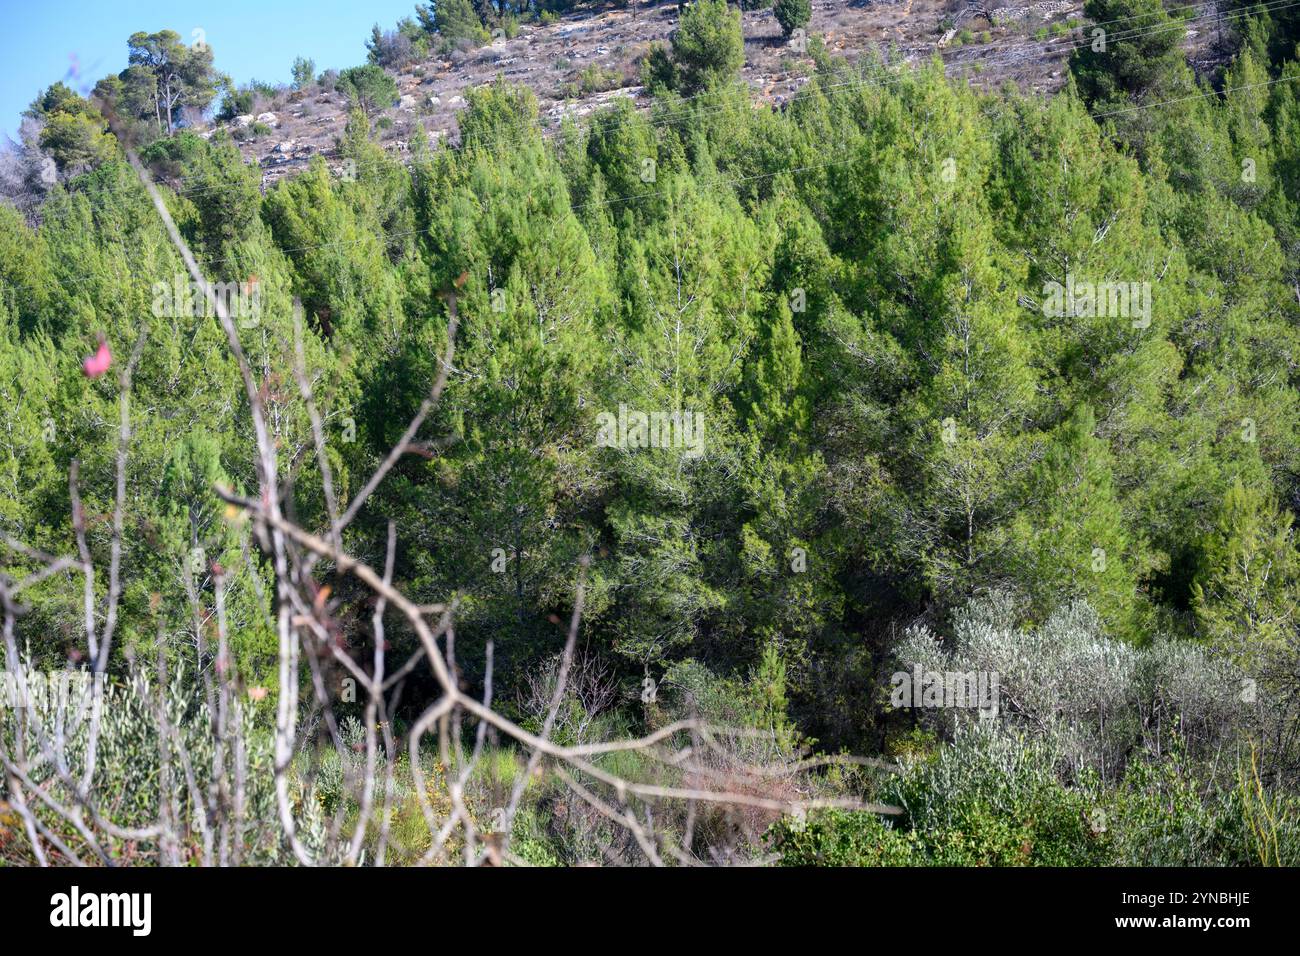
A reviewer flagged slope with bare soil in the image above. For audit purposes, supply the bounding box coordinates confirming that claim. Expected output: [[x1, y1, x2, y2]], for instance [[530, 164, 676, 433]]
[[207, 0, 1230, 187]]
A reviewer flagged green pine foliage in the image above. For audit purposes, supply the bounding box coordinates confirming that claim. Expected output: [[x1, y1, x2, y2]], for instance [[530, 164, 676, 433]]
[[5, 14, 1300, 865], [671, 0, 745, 94], [773, 0, 811, 39]]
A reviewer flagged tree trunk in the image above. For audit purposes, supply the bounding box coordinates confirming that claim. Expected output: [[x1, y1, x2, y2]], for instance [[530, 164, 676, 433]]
[[164, 74, 175, 135]]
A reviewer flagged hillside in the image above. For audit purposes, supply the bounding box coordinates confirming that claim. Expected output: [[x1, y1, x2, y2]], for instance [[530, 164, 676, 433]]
[[216, 0, 1123, 185], [4, 0, 1298, 878]]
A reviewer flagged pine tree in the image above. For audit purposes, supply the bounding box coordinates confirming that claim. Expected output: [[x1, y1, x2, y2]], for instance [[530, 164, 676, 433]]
[[773, 0, 811, 39], [1193, 479, 1299, 676], [1069, 0, 1190, 108], [1007, 406, 1143, 636], [671, 0, 745, 94]]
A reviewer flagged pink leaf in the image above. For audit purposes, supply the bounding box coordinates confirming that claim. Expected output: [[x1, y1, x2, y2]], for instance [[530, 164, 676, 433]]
[[82, 340, 112, 378]]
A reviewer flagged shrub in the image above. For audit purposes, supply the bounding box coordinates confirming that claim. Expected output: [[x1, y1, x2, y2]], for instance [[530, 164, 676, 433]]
[[769, 809, 919, 865], [428, 0, 490, 51], [37, 111, 116, 174], [291, 56, 315, 90], [336, 64, 399, 114], [774, 0, 811, 38], [639, 43, 677, 92], [892, 595, 1252, 781], [218, 87, 255, 122], [0, 661, 302, 865], [883, 727, 1112, 866], [770, 729, 1112, 866], [509, 807, 561, 866], [661, 653, 803, 764], [671, 0, 744, 94], [366, 19, 430, 68], [578, 64, 622, 95]]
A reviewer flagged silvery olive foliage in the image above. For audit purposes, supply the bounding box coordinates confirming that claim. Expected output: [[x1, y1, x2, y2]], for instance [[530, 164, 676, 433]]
[[895, 594, 1257, 782], [0, 118, 56, 219], [1, 660, 325, 865]]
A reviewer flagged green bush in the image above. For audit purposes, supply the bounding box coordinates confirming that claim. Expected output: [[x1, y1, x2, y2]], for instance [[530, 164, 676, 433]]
[[509, 808, 561, 866], [218, 87, 255, 122], [336, 64, 399, 114], [773, 0, 811, 38], [639, 43, 677, 92], [1110, 752, 1300, 866], [671, 0, 744, 93], [769, 809, 919, 865], [885, 729, 1113, 866], [772, 728, 1112, 866], [579, 64, 622, 95], [425, 0, 490, 50], [772, 725, 1300, 867], [0, 663, 300, 865], [291, 56, 315, 90]]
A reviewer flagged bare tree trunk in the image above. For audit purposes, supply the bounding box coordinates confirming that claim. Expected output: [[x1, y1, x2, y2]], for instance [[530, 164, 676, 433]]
[[164, 73, 175, 135]]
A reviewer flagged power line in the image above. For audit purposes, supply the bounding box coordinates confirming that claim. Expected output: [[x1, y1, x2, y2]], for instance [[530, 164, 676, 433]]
[[1092, 70, 1300, 116]]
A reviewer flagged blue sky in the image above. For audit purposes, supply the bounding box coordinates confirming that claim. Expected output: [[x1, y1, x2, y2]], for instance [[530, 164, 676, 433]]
[[0, 0, 421, 138]]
